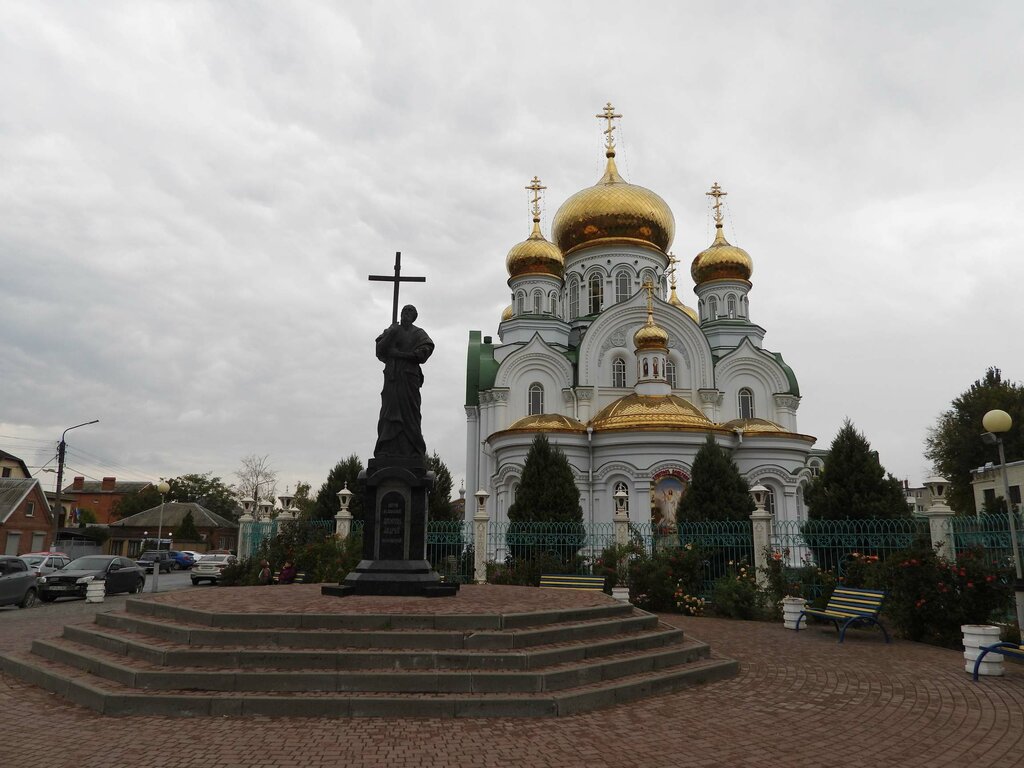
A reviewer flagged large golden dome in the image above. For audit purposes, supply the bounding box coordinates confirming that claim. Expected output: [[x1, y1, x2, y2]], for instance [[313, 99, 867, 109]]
[[501, 413, 587, 434], [551, 151, 675, 256], [506, 220, 564, 280], [590, 394, 714, 432]]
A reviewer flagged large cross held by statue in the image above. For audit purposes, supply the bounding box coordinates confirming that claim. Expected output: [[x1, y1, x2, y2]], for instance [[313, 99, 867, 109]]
[[368, 251, 427, 324]]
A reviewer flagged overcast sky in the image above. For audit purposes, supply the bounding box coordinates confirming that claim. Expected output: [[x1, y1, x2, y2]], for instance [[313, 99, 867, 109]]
[[3, 1, 1022, 504]]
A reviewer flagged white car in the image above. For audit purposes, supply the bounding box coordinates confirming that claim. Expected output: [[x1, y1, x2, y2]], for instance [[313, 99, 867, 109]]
[[190, 554, 237, 585], [20, 553, 72, 578], [179, 550, 205, 562]]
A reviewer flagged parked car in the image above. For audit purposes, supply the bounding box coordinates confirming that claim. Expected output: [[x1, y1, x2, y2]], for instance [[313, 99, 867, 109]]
[[191, 554, 237, 585], [136, 550, 174, 573], [19, 552, 72, 577], [0, 555, 39, 608], [168, 550, 195, 570], [38, 555, 145, 602], [179, 550, 204, 563]]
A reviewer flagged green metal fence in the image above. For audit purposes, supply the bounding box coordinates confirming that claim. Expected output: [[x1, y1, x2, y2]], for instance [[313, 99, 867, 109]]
[[487, 521, 618, 576], [946, 512, 1024, 569], [677, 520, 755, 597]]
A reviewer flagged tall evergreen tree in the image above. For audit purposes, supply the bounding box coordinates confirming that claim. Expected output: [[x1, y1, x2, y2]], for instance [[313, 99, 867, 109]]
[[805, 419, 909, 520], [925, 367, 1024, 514], [174, 510, 201, 541], [676, 434, 755, 522], [314, 455, 365, 522], [507, 435, 582, 523], [426, 451, 457, 522]]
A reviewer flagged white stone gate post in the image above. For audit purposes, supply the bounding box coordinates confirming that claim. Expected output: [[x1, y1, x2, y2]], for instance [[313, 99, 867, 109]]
[[749, 485, 774, 588], [923, 476, 956, 562], [473, 489, 490, 584]]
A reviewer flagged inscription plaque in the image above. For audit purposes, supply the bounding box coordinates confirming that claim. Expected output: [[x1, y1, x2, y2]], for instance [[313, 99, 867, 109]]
[[378, 491, 406, 559]]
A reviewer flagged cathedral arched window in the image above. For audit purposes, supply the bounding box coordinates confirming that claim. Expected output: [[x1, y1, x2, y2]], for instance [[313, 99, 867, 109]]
[[738, 388, 755, 419], [533, 290, 542, 314], [727, 294, 737, 319], [666, 359, 677, 389], [568, 279, 579, 320], [640, 269, 656, 291], [612, 357, 627, 388], [707, 296, 718, 321], [809, 460, 822, 477], [764, 487, 776, 515], [548, 291, 558, 314], [615, 270, 631, 303], [516, 291, 526, 316], [741, 295, 749, 317], [588, 273, 603, 315], [528, 383, 544, 415], [614, 481, 629, 512]]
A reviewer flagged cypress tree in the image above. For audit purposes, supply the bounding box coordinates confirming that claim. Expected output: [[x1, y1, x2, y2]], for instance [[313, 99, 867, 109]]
[[314, 455, 365, 522], [676, 434, 756, 522], [507, 435, 582, 523], [175, 509, 201, 541]]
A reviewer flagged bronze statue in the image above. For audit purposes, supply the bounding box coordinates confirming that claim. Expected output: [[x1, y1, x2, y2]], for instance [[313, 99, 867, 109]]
[[374, 304, 434, 458]]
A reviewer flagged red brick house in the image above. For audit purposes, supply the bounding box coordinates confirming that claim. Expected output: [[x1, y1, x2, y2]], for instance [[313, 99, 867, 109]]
[[61, 476, 152, 527], [0, 477, 54, 555]]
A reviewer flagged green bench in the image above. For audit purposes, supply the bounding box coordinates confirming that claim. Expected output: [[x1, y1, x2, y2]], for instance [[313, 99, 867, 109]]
[[539, 574, 606, 590], [795, 586, 890, 643], [973, 642, 1024, 681]]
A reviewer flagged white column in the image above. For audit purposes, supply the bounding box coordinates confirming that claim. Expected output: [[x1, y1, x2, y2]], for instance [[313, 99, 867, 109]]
[[473, 489, 491, 584], [749, 485, 774, 588]]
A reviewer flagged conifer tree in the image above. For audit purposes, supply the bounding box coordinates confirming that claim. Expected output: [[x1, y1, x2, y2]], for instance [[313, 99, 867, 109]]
[[676, 434, 755, 522], [805, 419, 908, 520], [507, 435, 582, 523], [314, 455, 365, 522], [175, 509, 201, 541], [426, 451, 458, 522]]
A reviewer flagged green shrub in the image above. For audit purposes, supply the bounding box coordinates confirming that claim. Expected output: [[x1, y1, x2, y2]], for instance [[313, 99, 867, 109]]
[[629, 543, 706, 611], [711, 559, 766, 619], [220, 531, 363, 586], [486, 551, 583, 586]]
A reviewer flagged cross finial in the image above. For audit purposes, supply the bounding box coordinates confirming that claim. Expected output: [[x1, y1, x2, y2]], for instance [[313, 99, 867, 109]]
[[526, 176, 546, 223], [642, 277, 655, 318], [666, 252, 679, 290], [596, 102, 622, 154], [706, 182, 727, 226]]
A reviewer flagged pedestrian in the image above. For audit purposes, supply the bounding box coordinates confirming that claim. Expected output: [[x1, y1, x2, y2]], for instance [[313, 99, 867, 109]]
[[278, 559, 297, 584], [257, 559, 272, 585]]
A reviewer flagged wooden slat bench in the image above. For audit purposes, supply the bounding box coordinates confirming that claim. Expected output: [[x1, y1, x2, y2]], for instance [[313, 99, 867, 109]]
[[795, 586, 890, 643], [972, 642, 1024, 681], [539, 574, 606, 590]]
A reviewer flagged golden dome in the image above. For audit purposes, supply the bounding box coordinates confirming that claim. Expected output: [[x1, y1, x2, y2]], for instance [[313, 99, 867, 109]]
[[668, 287, 698, 322], [691, 183, 752, 284], [720, 418, 786, 434], [506, 221, 564, 280], [634, 279, 669, 350], [551, 152, 675, 256], [501, 304, 513, 322], [590, 394, 714, 432], [502, 413, 587, 433]]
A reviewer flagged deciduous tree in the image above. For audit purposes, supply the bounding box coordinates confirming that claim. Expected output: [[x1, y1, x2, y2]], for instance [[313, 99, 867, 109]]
[[235, 454, 277, 506]]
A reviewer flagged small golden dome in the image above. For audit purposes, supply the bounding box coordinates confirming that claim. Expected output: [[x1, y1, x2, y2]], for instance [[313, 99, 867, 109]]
[[668, 287, 698, 322], [502, 413, 587, 433], [551, 152, 675, 256], [634, 279, 669, 350], [506, 221, 564, 280], [590, 394, 714, 432], [691, 183, 752, 284], [720, 417, 786, 434], [501, 304, 513, 322]]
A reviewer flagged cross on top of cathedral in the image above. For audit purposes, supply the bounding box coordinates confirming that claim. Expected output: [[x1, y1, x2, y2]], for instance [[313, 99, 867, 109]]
[[526, 176, 546, 221], [642, 277, 655, 315], [666, 252, 679, 289], [596, 102, 622, 153], [706, 182, 727, 225]]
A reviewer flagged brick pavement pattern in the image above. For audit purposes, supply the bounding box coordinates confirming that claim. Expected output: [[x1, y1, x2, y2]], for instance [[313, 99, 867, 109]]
[[1, 585, 1022, 767]]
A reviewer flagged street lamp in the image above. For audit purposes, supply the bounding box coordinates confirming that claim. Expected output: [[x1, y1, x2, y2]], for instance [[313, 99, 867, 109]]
[[151, 481, 170, 594], [981, 409, 1024, 633], [50, 419, 99, 551]]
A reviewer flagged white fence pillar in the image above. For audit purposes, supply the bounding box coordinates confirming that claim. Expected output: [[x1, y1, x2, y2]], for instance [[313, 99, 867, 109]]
[[749, 488, 774, 588], [238, 513, 254, 558], [473, 489, 491, 584]]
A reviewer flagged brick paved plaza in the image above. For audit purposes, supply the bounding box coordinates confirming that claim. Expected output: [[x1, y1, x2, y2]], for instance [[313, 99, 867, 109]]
[[1, 587, 1022, 768]]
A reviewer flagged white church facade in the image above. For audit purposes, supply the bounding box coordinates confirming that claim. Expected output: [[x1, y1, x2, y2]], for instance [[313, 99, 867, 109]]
[[464, 106, 819, 531]]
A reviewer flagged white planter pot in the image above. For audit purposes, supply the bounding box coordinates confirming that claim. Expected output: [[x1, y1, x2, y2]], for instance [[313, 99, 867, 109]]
[[611, 586, 631, 603], [962, 624, 1004, 676], [85, 580, 105, 604], [782, 596, 806, 630]]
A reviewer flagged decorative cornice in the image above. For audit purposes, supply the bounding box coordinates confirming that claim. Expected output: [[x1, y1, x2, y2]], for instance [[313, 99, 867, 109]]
[[698, 389, 723, 405], [773, 393, 801, 410]]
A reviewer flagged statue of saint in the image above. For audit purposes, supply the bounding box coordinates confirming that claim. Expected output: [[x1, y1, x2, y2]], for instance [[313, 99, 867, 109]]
[[373, 304, 434, 458]]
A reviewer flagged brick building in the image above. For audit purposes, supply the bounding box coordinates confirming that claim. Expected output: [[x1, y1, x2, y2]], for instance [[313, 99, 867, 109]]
[[0, 477, 54, 555], [61, 476, 152, 527]]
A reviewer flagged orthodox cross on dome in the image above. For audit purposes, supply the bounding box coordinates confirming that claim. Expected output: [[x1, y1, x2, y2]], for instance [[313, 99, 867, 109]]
[[706, 182, 727, 226], [596, 102, 622, 153], [667, 252, 679, 290], [642, 277, 656, 319], [526, 176, 546, 223], [368, 251, 426, 325]]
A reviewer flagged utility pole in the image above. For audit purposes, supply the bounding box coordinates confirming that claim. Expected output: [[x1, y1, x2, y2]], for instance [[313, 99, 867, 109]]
[[50, 420, 99, 551]]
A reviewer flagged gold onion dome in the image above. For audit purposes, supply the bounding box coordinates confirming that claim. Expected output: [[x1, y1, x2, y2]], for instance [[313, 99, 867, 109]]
[[633, 280, 669, 350], [590, 394, 714, 432], [551, 103, 675, 256], [691, 183, 752, 284], [503, 413, 587, 433], [666, 252, 698, 322], [501, 304, 514, 322], [506, 176, 564, 280]]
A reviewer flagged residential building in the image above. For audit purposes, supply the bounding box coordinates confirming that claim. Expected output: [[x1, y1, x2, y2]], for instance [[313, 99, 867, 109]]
[[107, 501, 238, 557], [61, 476, 152, 526], [0, 477, 53, 554]]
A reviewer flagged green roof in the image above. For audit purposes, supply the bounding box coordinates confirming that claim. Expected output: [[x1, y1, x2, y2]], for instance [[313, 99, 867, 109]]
[[465, 331, 498, 406]]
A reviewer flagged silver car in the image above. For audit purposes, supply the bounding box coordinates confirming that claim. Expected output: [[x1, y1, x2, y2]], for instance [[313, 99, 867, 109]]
[[190, 554, 237, 585], [0, 555, 39, 608], [20, 553, 71, 577]]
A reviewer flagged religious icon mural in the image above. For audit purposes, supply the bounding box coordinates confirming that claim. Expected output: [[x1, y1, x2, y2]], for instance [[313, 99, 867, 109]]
[[650, 469, 689, 529]]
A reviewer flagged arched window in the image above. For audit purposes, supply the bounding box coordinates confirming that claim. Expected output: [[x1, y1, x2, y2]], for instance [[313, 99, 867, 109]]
[[666, 360, 677, 389], [809, 460, 822, 477], [738, 387, 755, 419], [615, 270, 631, 303], [614, 481, 629, 513], [641, 269, 657, 290], [612, 357, 627, 388], [568, 279, 579, 320], [764, 487, 776, 515], [740, 296, 749, 317], [528, 383, 544, 415], [707, 296, 718, 321], [588, 273, 603, 315], [533, 290, 542, 314], [516, 291, 526, 315], [548, 291, 558, 314], [727, 294, 737, 319]]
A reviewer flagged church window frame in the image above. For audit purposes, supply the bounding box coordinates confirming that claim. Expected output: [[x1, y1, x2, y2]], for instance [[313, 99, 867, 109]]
[[764, 487, 776, 515], [588, 272, 603, 315], [738, 387, 755, 419], [533, 290, 542, 314], [707, 296, 718, 321], [640, 268, 657, 291], [615, 270, 631, 303], [528, 382, 544, 415], [568, 278, 580, 320], [612, 357, 627, 388], [548, 291, 558, 314], [516, 291, 526, 316], [727, 294, 737, 319], [666, 359, 677, 389]]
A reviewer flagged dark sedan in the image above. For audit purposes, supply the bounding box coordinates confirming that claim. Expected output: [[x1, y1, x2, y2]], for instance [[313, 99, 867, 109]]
[[0, 555, 39, 608], [38, 555, 145, 602]]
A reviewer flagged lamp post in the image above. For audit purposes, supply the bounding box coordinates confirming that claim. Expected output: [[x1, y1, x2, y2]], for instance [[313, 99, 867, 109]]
[[50, 419, 99, 551], [981, 409, 1024, 632], [151, 481, 170, 593]]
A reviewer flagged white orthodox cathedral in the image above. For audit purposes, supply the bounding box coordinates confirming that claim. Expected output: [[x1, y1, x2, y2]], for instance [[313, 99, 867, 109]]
[[464, 105, 820, 531]]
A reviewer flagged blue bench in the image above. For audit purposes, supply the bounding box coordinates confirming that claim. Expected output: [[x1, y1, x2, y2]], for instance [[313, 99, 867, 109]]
[[795, 586, 890, 643], [539, 574, 605, 590], [972, 642, 1024, 681]]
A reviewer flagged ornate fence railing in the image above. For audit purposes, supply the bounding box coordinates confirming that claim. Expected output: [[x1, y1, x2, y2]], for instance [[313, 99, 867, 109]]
[[945, 512, 1024, 569], [677, 520, 755, 597]]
